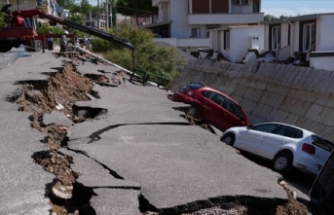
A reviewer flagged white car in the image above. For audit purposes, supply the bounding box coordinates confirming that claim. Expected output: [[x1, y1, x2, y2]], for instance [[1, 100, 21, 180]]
[[220, 122, 334, 176]]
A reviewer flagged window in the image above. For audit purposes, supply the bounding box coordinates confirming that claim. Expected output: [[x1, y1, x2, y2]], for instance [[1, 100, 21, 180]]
[[224, 99, 245, 120], [224, 30, 230, 50], [253, 0, 260, 13], [271, 26, 281, 51], [281, 126, 303, 138], [191, 28, 201, 38], [303, 23, 316, 52], [312, 135, 334, 153], [201, 91, 215, 99], [211, 93, 226, 107], [252, 124, 282, 133]]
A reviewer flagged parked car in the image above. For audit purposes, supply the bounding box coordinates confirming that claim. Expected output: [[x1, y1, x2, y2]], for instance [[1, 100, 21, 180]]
[[172, 83, 250, 131], [220, 122, 334, 176]]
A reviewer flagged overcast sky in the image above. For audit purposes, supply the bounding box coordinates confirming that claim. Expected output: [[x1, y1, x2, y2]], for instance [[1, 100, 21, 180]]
[[262, 0, 334, 17]]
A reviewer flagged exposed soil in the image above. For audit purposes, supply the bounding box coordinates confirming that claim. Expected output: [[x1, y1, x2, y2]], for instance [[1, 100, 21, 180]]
[[8, 62, 101, 215]]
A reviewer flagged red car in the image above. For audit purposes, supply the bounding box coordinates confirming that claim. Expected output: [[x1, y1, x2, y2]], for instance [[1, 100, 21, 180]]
[[173, 83, 251, 131]]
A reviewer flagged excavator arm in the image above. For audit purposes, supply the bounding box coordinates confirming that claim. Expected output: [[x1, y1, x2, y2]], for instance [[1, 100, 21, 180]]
[[12, 8, 135, 50]]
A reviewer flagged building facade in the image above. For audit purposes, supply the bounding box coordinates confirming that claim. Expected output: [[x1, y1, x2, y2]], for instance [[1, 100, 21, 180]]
[[144, 0, 264, 53]]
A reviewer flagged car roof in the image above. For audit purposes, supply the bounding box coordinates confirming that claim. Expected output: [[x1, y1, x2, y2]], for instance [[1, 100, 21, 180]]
[[253, 122, 315, 134], [199, 86, 241, 105]]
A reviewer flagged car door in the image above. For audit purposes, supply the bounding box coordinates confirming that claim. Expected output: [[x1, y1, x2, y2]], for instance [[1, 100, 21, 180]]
[[237, 123, 282, 154], [257, 125, 301, 159], [223, 98, 246, 129], [207, 92, 229, 129], [198, 91, 217, 123]]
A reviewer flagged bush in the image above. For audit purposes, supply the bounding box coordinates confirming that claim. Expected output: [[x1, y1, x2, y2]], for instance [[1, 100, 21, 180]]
[[104, 41, 187, 85]]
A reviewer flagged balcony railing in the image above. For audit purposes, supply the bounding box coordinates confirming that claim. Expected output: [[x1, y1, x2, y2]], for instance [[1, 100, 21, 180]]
[[188, 13, 264, 25]]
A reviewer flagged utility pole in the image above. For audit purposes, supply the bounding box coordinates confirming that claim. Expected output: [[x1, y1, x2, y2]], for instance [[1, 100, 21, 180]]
[[97, 0, 100, 29], [105, 1, 109, 29]]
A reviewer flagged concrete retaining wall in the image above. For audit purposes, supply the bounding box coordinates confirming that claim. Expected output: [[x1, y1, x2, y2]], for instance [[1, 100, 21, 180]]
[[171, 59, 334, 141]]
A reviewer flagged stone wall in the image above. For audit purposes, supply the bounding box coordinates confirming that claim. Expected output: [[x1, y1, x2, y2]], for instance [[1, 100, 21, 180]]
[[171, 59, 334, 141]]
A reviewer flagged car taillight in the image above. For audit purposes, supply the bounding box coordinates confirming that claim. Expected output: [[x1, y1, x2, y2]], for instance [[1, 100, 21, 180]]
[[302, 143, 316, 155]]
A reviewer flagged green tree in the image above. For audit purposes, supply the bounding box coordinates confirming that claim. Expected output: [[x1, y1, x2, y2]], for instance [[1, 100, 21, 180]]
[[69, 13, 85, 25], [58, 0, 76, 9], [80, 0, 93, 14], [0, 11, 5, 27], [264, 14, 277, 21], [116, 0, 158, 25]]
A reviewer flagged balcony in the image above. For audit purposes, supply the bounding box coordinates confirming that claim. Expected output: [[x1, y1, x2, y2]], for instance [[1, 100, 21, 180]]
[[188, 13, 264, 25], [152, 0, 169, 6]]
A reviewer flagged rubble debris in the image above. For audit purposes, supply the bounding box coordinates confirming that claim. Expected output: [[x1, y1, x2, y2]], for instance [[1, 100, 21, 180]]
[[173, 106, 216, 134]]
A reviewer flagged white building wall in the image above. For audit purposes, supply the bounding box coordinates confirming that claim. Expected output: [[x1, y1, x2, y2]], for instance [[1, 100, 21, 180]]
[[310, 57, 334, 71], [292, 21, 300, 53], [318, 15, 334, 50], [170, 0, 199, 38], [228, 26, 265, 62]]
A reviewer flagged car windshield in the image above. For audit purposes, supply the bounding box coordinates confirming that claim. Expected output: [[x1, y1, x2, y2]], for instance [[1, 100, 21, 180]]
[[312, 135, 334, 153], [188, 83, 204, 90]]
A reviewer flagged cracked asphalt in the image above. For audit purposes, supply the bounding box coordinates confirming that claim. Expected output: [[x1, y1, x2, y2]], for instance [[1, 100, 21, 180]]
[[0, 51, 296, 215]]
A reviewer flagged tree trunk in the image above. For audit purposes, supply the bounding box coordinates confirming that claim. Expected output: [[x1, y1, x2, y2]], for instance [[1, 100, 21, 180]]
[[135, 16, 139, 26]]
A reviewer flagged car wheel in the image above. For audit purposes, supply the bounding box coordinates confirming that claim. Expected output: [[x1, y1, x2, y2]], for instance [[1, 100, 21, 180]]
[[273, 151, 293, 175], [221, 133, 235, 146], [188, 105, 199, 117]]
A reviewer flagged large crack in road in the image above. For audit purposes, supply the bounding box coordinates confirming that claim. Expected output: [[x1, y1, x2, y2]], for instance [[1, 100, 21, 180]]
[[3, 54, 321, 215]]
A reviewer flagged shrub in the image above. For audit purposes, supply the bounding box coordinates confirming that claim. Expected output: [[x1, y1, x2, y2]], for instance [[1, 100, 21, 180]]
[[104, 41, 187, 85]]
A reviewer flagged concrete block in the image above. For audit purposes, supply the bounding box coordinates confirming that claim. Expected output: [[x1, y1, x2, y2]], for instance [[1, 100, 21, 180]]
[[249, 79, 267, 90], [317, 125, 334, 138], [315, 94, 334, 107], [288, 89, 318, 103], [233, 84, 249, 97], [321, 72, 334, 93], [320, 107, 334, 126], [290, 67, 313, 89], [272, 110, 289, 122], [249, 115, 265, 124], [237, 98, 258, 114], [282, 66, 301, 87], [259, 91, 285, 109], [192, 74, 203, 83], [251, 103, 278, 121], [284, 113, 300, 125], [265, 83, 290, 96], [304, 69, 332, 92], [201, 72, 217, 85], [243, 87, 265, 102], [305, 104, 326, 123], [295, 118, 322, 133], [280, 97, 311, 116], [218, 82, 236, 95]]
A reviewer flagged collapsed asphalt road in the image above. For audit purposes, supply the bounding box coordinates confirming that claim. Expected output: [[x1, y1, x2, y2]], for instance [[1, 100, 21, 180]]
[[0, 51, 315, 215]]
